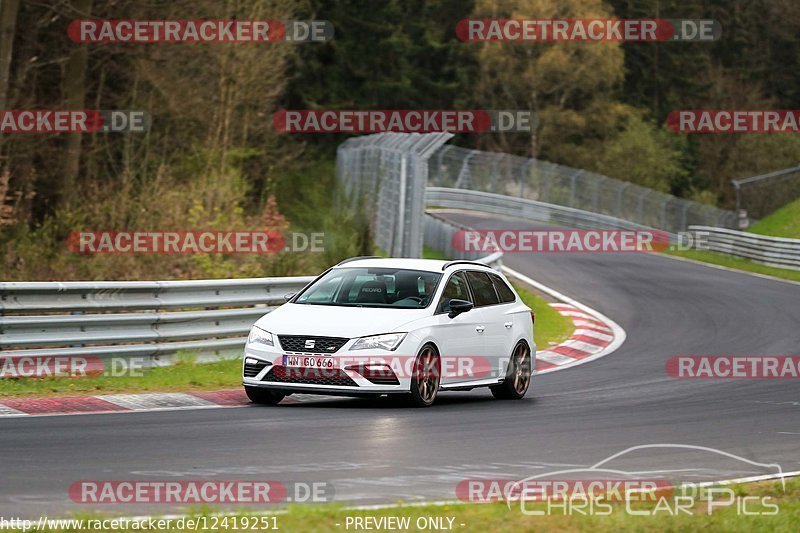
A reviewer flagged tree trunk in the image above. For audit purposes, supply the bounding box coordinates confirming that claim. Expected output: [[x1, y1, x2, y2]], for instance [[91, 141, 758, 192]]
[[0, 0, 20, 176], [0, 0, 19, 110], [61, 0, 92, 205]]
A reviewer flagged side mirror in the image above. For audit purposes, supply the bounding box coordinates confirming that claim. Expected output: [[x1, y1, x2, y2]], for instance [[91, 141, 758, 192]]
[[284, 292, 296, 302], [447, 299, 474, 319]]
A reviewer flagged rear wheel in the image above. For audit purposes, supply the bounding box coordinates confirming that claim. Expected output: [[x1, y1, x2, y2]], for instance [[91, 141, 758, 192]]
[[245, 386, 285, 405], [409, 344, 440, 407], [491, 341, 532, 400]]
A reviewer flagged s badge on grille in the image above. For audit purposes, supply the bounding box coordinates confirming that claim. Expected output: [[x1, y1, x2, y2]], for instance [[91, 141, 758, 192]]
[[305, 339, 315, 349]]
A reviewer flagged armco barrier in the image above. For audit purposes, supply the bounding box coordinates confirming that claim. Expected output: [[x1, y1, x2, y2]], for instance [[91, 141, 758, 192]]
[[425, 187, 679, 242], [689, 226, 800, 271], [0, 256, 502, 363], [0, 277, 315, 363], [424, 212, 493, 261]]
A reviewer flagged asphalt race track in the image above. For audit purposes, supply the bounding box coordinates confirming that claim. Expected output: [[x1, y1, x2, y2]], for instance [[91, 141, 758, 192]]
[[1, 211, 799, 518]]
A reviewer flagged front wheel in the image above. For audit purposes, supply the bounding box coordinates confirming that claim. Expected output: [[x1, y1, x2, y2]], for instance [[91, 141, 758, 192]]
[[245, 386, 285, 405], [491, 341, 532, 400], [409, 344, 441, 407]]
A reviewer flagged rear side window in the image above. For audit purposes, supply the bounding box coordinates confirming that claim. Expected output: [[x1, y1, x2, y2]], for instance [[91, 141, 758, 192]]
[[465, 271, 500, 307], [489, 273, 516, 303]]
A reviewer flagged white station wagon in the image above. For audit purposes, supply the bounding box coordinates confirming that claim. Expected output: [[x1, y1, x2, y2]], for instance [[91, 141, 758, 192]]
[[242, 257, 535, 407]]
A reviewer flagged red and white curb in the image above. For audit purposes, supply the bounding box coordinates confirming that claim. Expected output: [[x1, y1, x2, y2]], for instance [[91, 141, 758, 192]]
[[0, 389, 340, 418], [501, 265, 626, 375], [0, 390, 250, 418]]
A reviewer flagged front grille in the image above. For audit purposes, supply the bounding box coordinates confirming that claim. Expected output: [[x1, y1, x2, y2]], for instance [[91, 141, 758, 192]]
[[278, 335, 349, 353], [243, 360, 270, 378], [262, 366, 358, 387]]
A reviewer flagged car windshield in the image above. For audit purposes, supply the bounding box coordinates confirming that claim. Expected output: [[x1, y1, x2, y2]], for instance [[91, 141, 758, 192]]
[[294, 267, 442, 309]]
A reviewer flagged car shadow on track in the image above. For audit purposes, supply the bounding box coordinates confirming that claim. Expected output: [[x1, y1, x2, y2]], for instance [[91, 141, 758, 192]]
[[269, 392, 537, 410]]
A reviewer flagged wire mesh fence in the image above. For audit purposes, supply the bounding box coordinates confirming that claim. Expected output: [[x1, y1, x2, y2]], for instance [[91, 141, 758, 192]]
[[733, 165, 800, 221], [428, 145, 740, 233], [337, 133, 741, 259], [336, 132, 453, 257]]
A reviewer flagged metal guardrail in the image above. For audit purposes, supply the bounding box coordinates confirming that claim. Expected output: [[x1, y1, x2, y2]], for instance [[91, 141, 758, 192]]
[[0, 277, 315, 362], [689, 226, 800, 271], [0, 256, 504, 362], [426, 187, 679, 242], [424, 212, 502, 261]]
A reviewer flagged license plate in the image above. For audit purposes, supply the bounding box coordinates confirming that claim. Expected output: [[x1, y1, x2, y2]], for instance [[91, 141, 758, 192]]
[[283, 355, 335, 369]]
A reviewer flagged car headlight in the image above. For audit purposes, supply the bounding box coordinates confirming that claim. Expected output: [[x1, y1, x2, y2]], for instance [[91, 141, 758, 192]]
[[248, 326, 274, 347], [350, 333, 407, 351]]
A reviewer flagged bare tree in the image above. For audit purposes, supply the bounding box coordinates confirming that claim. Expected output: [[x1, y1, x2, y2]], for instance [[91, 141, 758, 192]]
[[61, 0, 92, 204]]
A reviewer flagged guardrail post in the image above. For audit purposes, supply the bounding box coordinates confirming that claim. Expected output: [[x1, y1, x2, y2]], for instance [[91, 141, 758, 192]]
[[681, 202, 691, 231], [520, 159, 533, 198], [616, 183, 629, 219]]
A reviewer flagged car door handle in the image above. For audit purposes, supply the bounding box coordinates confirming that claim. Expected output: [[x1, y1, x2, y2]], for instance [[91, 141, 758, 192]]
[[504, 322, 513, 329], [475, 325, 485, 333]]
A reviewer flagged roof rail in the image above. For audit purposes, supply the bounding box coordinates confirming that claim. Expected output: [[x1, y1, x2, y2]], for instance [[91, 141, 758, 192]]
[[335, 256, 385, 266], [441, 260, 492, 271]]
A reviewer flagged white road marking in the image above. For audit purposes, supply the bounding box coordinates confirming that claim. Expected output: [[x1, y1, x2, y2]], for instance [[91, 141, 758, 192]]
[[571, 319, 612, 331], [97, 392, 217, 410], [537, 351, 577, 365], [574, 329, 614, 341], [559, 339, 604, 353], [0, 404, 25, 416]]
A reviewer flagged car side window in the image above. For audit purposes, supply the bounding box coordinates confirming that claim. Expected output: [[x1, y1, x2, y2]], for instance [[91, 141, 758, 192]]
[[465, 271, 500, 307], [489, 273, 516, 303], [436, 271, 470, 313]]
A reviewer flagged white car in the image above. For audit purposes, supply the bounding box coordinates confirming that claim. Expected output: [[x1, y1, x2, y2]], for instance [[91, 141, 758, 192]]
[[242, 257, 535, 407]]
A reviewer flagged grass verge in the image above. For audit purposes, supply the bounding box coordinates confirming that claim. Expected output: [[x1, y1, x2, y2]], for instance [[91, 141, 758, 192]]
[[0, 358, 243, 399], [15, 478, 799, 532], [665, 195, 800, 283], [512, 283, 574, 348], [748, 197, 800, 238]]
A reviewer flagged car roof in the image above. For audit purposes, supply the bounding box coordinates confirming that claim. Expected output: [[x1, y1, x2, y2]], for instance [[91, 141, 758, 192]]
[[331, 257, 495, 273]]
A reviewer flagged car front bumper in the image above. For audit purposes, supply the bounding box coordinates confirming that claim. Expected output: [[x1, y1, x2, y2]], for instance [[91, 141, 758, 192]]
[[242, 342, 414, 395]]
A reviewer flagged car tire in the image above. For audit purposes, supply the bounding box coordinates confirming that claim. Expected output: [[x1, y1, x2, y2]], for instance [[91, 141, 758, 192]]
[[491, 341, 532, 400], [245, 386, 285, 405], [409, 343, 441, 407]]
